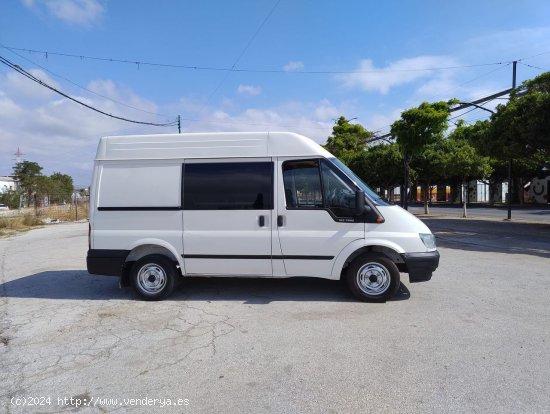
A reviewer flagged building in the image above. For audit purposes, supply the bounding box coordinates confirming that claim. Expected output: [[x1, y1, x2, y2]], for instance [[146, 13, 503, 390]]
[[0, 176, 17, 193]]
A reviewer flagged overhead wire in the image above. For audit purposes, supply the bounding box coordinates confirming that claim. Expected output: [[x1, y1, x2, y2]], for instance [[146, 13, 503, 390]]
[[2, 41, 543, 135], [519, 61, 547, 71], [0, 52, 331, 133], [1, 44, 511, 75], [0, 55, 178, 127], [3, 47, 176, 119], [196, 0, 282, 124], [518, 50, 550, 61]]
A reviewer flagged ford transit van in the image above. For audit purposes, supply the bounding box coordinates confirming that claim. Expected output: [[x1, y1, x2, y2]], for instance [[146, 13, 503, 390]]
[[87, 132, 439, 301]]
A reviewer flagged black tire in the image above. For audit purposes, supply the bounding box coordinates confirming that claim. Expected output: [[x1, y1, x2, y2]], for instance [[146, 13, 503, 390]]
[[346, 253, 400, 302], [131, 254, 178, 301]]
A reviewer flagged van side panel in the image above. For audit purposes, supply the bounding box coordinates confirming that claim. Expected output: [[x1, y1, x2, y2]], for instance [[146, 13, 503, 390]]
[[90, 160, 183, 275], [182, 158, 273, 276], [275, 157, 365, 278]]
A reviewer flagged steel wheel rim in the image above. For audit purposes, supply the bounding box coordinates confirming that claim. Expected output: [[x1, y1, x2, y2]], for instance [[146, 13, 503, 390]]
[[137, 264, 167, 293], [356, 262, 391, 296]]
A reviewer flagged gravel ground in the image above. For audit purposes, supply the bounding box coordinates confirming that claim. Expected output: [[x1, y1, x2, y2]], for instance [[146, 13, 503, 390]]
[[1, 221, 549, 413]]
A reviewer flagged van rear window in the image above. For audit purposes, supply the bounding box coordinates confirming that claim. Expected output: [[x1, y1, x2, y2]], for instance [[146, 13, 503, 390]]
[[183, 162, 273, 210]]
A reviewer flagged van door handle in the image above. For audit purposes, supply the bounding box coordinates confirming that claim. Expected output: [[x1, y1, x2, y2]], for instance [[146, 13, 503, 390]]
[[258, 216, 265, 227], [277, 215, 284, 227]]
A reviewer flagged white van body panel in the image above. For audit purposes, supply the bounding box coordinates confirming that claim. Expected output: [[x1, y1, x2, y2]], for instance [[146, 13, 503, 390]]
[[275, 157, 364, 277], [183, 209, 273, 275], [95, 132, 333, 161], [126, 238, 186, 270], [366, 206, 433, 253]]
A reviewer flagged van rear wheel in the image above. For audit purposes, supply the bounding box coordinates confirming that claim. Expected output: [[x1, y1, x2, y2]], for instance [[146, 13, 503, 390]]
[[347, 253, 400, 302], [131, 254, 178, 301]]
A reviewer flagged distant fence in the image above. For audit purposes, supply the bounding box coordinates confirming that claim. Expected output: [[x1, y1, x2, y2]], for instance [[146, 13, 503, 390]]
[[0, 194, 89, 222]]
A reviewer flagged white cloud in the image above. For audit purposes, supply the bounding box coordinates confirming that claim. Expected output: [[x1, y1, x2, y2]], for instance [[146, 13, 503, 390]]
[[283, 61, 304, 72], [313, 99, 340, 121], [0, 92, 23, 117], [1, 69, 60, 100], [237, 84, 262, 96], [365, 108, 403, 133], [22, 0, 104, 27], [338, 56, 458, 94], [171, 98, 356, 145]]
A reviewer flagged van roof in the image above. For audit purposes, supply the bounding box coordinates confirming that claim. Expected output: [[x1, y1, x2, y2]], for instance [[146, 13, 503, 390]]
[[96, 132, 332, 160]]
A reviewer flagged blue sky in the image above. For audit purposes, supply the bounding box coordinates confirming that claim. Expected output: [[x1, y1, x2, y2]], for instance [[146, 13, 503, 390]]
[[1, 0, 550, 186]]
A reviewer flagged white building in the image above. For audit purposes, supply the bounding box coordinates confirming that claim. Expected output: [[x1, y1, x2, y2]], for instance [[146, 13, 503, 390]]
[[0, 176, 17, 193]]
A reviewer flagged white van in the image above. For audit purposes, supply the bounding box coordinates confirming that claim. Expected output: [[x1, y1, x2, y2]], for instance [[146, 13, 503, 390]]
[[87, 132, 439, 301]]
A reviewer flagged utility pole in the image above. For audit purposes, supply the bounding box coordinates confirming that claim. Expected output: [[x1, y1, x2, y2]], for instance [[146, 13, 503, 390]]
[[177, 115, 181, 134], [507, 61, 517, 220]]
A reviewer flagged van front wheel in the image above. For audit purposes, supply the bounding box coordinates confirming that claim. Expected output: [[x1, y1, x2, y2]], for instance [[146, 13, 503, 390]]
[[347, 253, 400, 302], [131, 254, 178, 301]]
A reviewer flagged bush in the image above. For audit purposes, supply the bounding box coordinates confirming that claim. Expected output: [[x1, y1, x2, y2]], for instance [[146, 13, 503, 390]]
[[22, 215, 43, 226], [0, 190, 20, 209]]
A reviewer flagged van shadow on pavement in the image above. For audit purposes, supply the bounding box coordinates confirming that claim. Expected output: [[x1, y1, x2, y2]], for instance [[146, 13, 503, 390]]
[[0, 270, 411, 303], [421, 218, 550, 258]]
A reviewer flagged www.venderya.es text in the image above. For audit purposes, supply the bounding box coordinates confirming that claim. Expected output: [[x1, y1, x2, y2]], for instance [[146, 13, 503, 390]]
[[11, 395, 190, 409]]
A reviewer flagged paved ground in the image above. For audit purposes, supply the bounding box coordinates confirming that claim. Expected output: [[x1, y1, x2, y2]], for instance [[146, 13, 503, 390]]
[[1, 221, 549, 413], [408, 203, 550, 223]]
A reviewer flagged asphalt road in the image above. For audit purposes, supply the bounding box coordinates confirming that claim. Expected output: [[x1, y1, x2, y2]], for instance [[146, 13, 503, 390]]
[[1, 222, 549, 413], [408, 203, 550, 223]]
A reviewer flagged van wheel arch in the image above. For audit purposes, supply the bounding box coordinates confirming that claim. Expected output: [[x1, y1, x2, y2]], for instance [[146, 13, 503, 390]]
[[340, 245, 404, 280], [121, 245, 181, 286]]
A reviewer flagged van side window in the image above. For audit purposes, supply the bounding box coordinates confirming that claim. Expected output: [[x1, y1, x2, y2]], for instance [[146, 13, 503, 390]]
[[184, 162, 273, 210], [283, 159, 356, 218], [320, 160, 356, 217], [282, 160, 323, 208]]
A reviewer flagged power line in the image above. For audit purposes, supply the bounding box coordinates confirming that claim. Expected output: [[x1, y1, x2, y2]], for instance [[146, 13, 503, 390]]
[[518, 50, 550, 61], [519, 61, 547, 71], [0, 53, 332, 133], [198, 0, 282, 122], [3, 47, 175, 119], [1, 44, 511, 75], [0, 55, 178, 127], [231, 0, 282, 70], [457, 63, 511, 87]]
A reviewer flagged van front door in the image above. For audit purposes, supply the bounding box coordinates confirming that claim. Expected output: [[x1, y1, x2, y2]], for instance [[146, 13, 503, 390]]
[[276, 158, 365, 277], [182, 159, 273, 276]]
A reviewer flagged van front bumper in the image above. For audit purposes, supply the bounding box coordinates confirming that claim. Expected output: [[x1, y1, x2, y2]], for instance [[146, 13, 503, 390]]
[[401, 251, 440, 283]]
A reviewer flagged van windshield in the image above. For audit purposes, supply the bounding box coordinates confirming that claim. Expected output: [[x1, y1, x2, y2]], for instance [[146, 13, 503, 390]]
[[328, 157, 390, 206]]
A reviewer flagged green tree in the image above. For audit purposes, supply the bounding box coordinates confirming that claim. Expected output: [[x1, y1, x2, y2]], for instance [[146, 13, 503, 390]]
[[355, 143, 403, 201], [390, 100, 456, 207], [446, 123, 493, 217], [410, 136, 449, 214], [13, 161, 43, 207], [324, 116, 374, 164], [489, 72, 550, 158], [49, 172, 74, 204]]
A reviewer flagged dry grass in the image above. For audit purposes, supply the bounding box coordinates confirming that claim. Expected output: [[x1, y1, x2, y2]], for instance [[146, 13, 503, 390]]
[[0, 215, 44, 237], [36, 204, 89, 221], [0, 203, 89, 237]]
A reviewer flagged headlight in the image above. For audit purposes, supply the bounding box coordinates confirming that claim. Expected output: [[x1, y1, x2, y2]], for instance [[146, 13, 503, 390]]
[[419, 233, 436, 250]]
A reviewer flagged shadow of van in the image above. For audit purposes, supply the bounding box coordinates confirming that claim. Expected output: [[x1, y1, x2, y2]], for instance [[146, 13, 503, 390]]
[[0, 271, 410, 303]]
